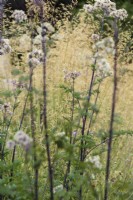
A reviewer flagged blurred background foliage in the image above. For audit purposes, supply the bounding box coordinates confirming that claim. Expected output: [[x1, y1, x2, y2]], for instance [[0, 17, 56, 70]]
[[75, 0, 133, 15], [6, 0, 133, 15], [6, 0, 133, 21], [6, 0, 132, 62]]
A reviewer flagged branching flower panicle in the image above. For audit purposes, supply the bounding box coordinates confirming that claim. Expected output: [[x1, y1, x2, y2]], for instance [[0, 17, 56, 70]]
[[6, 140, 15, 150], [11, 10, 27, 23], [28, 49, 43, 68], [89, 155, 102, 169], [94, 0, 116, 15], [83, 4, 96, 13], [72, 131, 77, 137], [0, 102, 12, 115], [83, 0, 128, 20], [0, 39, 11, 55], [56, 132, 65, 138], [92, 36, 114, 79], [96, 58, 113, 78], [91, 34, 100, 41], [93, 37, 114, 55], [33, 0, 44, 7], [14, 130, 33, 151], [7, 79, 26, 90], [110, 9, 128, 20], [53, 185, 63, 194], [64, 70, 81, 81]]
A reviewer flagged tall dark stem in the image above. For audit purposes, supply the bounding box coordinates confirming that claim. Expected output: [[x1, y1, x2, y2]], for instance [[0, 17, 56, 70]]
[[0, 2, 5, 199], [80, 68, 95, 163], [10, 86, 30, 179], [83, 81, 101, 159], [79, 68, 95, 200], [79, 14, 105, 199], [87, 81, 101, 135], [1, 96, 18, 159], [0, 0, 5, 42], [29, 66, 39, 200], [63, 78, 75, 190], [104, 18, 118, 200], [40, 5, 54, 200]]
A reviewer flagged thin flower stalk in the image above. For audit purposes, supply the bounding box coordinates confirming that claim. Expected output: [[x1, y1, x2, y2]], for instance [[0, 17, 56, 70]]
[[1, 96, 18, 160], [104, 18, 118, 200], [79, 67, 95, 200], [29, 65, 39, 200], [10, 79, 32, 180], [83, 81, 101, 159], [78, 10, 106, 198], [80, 67, 95, 163], [28, 15, 39, 200], [87, 81, 101, 136], [0, 4, 6, 191], [0, 0, 5, 42], [63, 78, 75, 190], [80, 13, 105, 164], [40, 5, 54, 200]]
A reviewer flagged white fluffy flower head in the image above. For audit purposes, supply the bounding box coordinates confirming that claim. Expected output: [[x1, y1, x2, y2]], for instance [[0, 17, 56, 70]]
[[12, 10, 27, 23], [96, 58, 112, 78], [83, 4, 96, 13], [0, 102, 12, 116], [110, 9, 128, 20], [14, 130, 33, 151], [89, 155, 102, 169], [28, 49, 43, 68], [6, 140, 15, 150], [94, 0, 116, 14], [93, 37, 114, 55], [53, 185, 63, 194], [64, 70, 81, 80], [91, 34, 100, 41], [56, 132, 65, 137], [0, 39, 11, 55]]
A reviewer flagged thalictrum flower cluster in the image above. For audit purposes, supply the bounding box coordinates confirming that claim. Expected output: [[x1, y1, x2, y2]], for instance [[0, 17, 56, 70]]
[[64, 70, 81, 81], [0, 39, 11, 55], [92, 36, 114, 79], [6, 130, 33, 151], [7, 79, 26, 90], [91, 34, 100, 41], [11, 10, 27, 23], [0, 102, 12, 115], [110, 9, 128, 20], [88, 155, 102, 169], [53, 185, 63, 194], [83, 0, 128, 20], [28, 49, 43, 68]]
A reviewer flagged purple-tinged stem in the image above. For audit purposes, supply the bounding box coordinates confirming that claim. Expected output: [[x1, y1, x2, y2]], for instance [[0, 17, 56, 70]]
[[104, 18, 118, 200]]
